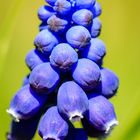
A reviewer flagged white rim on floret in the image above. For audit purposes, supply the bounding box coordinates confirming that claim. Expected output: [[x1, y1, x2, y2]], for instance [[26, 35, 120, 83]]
[[105, 119, 119, 133], [69, 111, 84, 122], [43, 135, 60, 140], [6, 109, 20, 122]]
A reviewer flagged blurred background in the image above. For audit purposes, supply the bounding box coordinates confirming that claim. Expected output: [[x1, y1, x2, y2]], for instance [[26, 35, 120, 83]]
[[0, 0, 140, 139]]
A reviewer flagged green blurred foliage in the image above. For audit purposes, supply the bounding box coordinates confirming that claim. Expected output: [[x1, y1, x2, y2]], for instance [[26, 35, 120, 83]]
[[0, 0, 140, 140]]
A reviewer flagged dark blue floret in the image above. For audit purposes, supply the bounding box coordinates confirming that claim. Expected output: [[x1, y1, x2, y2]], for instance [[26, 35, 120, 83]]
[[57, 81, 89, 122], [53, 0, 72, 15], [38, 106, 69, 140], [91, 17, 102, 38], [47, 15, 68, 33], [29, 62, 60, 93], [85, 94, 118, 133], [75, 0, 96, 9], [72, 58, 101, 91], [82, 118, 111, 139], [91, 2, 102, 18], [34, 29, 59, 54], [95, 68, 119, 98], [7, 85, 48, 121], [80, 38, 106, 64], [38, 5, 55, 22], [66, 26, 91, 50], [7, 114, 41, 140], [50, 43, 78, 71], [72, 9, 93, 27], [25, 49, 49, 70]]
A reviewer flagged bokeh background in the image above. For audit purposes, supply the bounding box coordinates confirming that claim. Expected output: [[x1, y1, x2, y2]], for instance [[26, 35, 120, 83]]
[[0, 0, 140, 139]]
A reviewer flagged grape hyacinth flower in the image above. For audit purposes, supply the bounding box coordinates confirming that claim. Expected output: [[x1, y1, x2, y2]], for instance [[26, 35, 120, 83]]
[[38, 106, 69, 140], [7, 0, 119, 139], [34, 29, 59, 54], [7, 85, 47, 121], [7, 114, 41, 140], [72, 58, 101, 91], [72, 9, 93, 27], [66, 26, 91, 50], [57, 81, 89, 122], [90, 17, 102, 38], [29, 62, 60, 93], [47, 15, 68, 33], [53, 0, 72, 15], [75, 0, 96, 9], [50, 43, 78, 71], [85, 94, 118, 133], [80, 38, 106, 64], [91, 2, 102, 18], [38, 5, 55, 22], [25, 49, 48, 70], [96, 68, 119, 98]]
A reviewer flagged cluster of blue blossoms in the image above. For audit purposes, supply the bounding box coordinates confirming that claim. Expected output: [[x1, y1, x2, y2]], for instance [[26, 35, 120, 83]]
[[7, 0, 119, 140]]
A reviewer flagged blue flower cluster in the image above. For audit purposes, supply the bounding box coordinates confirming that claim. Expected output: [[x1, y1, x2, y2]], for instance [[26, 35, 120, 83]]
[[7, 0, 119, 140]]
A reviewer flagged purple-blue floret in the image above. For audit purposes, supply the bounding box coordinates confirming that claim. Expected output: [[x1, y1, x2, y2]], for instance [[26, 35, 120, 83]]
[[29, 62, 60, 93], [91, 18, 102, 38], [25, 49, 48, 70], [7, 85, 47, 121], [57, 81, 89, 122], [91, 2, 102, 18], [80, 38, 106, 64], [47, 15, 69, 33], [50, 43, 78, 71], [75, 0, 96, 9], [34, 29, 59, 54], [66, 26, 91, 50], [38, 5, 55, 22], [53, 0, 72, 15], [85, 95, 118, 133], [38, 106, 69, 140], [72, 9, 93, 27], [96, 68, 119, 98], [72, 58, 101, 91]]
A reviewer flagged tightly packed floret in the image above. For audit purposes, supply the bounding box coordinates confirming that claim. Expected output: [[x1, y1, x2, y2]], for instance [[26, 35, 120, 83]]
[[7, 0, 119, 140]]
